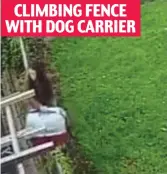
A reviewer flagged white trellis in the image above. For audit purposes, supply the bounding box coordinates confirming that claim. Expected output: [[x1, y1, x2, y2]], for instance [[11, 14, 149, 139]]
[[0, 90, 54, 174]]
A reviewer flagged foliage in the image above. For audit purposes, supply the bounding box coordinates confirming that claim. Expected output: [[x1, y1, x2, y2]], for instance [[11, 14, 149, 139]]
[[1, 37, 24, 73], [38, 147, 73, 174], [141, 0, 155, 4], [1, 37, 50, 74], [51, 1, 167, 174]]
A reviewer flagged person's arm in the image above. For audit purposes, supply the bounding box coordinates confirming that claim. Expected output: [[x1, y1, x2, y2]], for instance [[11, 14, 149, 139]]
[[28, 98, 42, 110]]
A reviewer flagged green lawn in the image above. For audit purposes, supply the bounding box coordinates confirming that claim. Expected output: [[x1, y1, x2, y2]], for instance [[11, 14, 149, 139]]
[[52, 1, 167, 173]]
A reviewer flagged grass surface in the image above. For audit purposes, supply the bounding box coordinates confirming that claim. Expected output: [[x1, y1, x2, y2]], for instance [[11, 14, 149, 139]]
[[52, 1, 167, 173]]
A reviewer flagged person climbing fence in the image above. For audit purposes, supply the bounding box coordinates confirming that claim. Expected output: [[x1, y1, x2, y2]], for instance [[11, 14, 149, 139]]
[[25, 61, 70, 148]]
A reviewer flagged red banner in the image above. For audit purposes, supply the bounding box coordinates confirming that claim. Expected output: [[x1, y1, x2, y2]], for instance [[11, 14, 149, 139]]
[[1, 0, 141, 37]]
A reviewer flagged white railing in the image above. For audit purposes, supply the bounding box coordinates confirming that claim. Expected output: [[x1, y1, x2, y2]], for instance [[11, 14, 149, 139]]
[[0, 90, 54, 174]]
